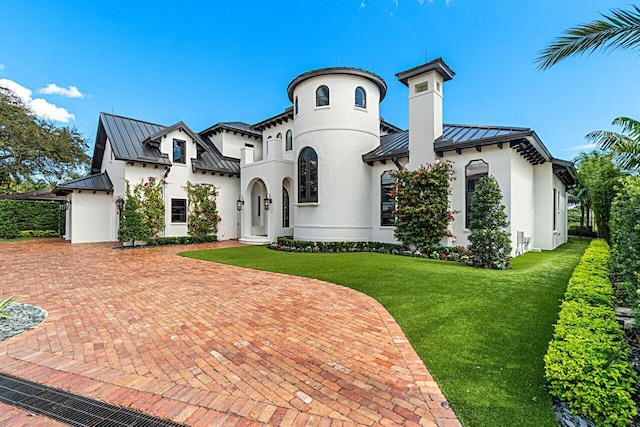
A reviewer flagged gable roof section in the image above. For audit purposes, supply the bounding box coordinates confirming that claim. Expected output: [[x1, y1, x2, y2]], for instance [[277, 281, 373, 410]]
[[194, 133, 241, 175], [91, 113, 239, 175], [54, 172, 113, 195], [92, 113, 169, 173], [200, 121, 262, 139]]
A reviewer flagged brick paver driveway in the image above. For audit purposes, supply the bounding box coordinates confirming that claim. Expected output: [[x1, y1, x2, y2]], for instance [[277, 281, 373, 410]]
[[0, 239, 459, 426]]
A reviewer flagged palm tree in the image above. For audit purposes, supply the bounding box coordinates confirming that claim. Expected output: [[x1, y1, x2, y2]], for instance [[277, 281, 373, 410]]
[[586, 117, 640, 171], [536, 5, 640, 70]]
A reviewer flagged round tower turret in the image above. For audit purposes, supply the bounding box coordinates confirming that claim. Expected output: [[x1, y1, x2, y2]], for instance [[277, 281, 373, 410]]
[[287, 67, 387, 241]]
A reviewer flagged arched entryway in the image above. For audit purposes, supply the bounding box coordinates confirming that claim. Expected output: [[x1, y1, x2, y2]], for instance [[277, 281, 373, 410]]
[[250, 180, 267, 236]]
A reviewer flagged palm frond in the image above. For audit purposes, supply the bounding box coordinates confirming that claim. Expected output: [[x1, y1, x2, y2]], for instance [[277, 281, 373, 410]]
[[586, 128, 640, 169], [536, 5, 640, 70], [0, 295, 16, 319]]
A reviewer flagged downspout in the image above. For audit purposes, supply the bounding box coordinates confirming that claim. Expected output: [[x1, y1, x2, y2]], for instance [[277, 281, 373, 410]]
[[391, 156, 403, 171]]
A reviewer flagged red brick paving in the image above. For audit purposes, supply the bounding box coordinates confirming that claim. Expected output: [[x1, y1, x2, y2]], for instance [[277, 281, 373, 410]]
[[0, 239, 460, 426]]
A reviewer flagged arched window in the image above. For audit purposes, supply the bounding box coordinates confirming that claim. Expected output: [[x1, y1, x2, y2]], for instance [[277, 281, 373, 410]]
[[316, 85, 329, 107], [282, 186, 290, 227], [285, 130, 293, 152], [355, 87, 366, 108], [276, 133, 282, 140], [466, 160, 489, 228], [295, 96, 299, 115], [298, 147, 318, 203], [381, 171, 394, 226]]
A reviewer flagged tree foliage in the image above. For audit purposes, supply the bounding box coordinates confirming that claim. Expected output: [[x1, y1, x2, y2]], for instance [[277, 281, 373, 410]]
[[536, 5, 640, 70], [609, 176, 640, 305], [586, 117, 640, 171], [0, 87, 89, 191], [575, 152, 623, 242], [391, 162, 456, 251], [468, 176, 512, 270], [185, 182, 220, 237]]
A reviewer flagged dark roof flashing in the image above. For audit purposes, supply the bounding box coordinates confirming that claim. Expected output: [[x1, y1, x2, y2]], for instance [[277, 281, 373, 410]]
[[287, 67, 387, 102], [396, 57, 455, 86]]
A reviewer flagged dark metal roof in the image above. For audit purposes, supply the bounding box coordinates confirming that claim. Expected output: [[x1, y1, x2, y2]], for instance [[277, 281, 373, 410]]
[[200, 121, 262, 139], [363, 131, 409, 162], [552, 159, 578, 189], [0, 189, 65, 202], [54, 172, 113, 195], [380, 119, 403, 134], [396, 58, 455, 86], [363, 123, 563, 168], [253, 107, 294, 131], [91, 113, 239, 175], [287, 67, 387, 102], [194, 133, 241, 175]]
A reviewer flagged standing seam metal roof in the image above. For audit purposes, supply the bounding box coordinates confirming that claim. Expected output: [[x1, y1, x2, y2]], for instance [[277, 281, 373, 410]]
[[54, 171, 113, 194]]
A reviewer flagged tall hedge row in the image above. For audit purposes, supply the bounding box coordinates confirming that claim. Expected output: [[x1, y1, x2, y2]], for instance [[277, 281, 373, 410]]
[[544, 240, 637, 426], [0, 200, 65, 239]]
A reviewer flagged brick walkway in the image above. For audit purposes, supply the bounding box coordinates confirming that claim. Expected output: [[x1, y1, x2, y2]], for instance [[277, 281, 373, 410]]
[[0, 239, 460, 426]]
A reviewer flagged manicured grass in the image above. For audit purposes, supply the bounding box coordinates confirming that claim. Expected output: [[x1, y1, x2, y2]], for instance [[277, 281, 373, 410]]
[[181, 238, 590, 427]]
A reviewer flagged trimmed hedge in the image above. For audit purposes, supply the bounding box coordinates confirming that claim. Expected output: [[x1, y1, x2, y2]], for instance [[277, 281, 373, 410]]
[[568, 225, 597, 238], [269, 237, 473, 264], [123, 234, 219, 248], [0, 200, 65, 239], [544, 240, 637, 426]]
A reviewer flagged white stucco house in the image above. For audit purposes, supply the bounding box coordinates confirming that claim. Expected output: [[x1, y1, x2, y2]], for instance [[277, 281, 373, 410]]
[[55, 58, 576, 254]]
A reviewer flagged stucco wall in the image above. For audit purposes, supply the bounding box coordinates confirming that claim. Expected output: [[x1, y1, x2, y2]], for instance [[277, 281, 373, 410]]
[[69, 192, 114, 243], [292, 73, 381, 241]]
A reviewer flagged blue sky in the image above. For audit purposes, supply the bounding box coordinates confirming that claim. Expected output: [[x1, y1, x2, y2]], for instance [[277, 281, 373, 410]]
[[1, 0, 638, 161]]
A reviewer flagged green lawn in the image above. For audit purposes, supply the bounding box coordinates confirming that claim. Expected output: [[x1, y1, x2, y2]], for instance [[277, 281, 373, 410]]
[[181, 238, 589, 427]]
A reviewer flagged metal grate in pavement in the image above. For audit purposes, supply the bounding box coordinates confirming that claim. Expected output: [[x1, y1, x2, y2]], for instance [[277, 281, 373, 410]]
[[0, 372, 187, 427]]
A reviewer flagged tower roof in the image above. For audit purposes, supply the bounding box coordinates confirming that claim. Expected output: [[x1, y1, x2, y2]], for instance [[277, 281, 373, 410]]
[[396, 57, 455, 86], [287, 67, 387, 102]]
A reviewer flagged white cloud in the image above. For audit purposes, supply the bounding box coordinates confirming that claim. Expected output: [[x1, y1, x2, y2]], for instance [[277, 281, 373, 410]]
[[561, 143, 597, 151], [39, 83, 84, 99], [0, 78, 75, 122], [0, 63, 5, 70], [359, 0, 366, 9]]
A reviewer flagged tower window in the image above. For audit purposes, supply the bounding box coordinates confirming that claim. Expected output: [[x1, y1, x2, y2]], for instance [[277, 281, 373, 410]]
[[316, 85, 329, 107], [285, 130, 293, 152], [295, 96, 299, 115], [355, 87, 366, 108], [415, 81, 429, 93], [298, 147, 318, 203], [276, 133, 282, 140]]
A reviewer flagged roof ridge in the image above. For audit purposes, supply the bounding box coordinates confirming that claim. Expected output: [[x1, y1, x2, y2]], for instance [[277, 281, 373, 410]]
[[100, 112, 166, 128], [444, 123, 531, 131]]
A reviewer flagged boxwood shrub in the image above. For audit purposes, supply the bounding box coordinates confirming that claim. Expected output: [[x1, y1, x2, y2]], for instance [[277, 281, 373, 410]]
[[123, 234, 219, 248], [544, 239, 637, 426], [270, 236, 473, 264]]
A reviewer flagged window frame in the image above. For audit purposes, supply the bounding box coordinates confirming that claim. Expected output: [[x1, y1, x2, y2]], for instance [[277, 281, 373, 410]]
[[294, 96, 299, 115], [465, 160, 489, 229], [171, 198, 187, 223], [355, 86, 366, 108], [282, 186, 290, 227], [173, 139, 186, 164], [285, 130, 293, 152], [316, 85, 330, 107], [298, 147, 318, 203], [553, 188, 558, 231], [380, 170, 394, 226]]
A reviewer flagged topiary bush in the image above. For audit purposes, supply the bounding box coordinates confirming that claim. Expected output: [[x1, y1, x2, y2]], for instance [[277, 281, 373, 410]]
[[467, 175, 512, 269], [544, 239, 637, 426]]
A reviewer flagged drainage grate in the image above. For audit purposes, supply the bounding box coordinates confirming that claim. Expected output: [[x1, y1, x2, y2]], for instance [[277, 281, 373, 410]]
[[0, 372, 187, 427]]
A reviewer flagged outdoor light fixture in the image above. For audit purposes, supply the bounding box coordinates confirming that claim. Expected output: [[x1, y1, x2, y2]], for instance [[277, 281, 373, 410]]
[[236, 196, 244, 211], [264, 193, 273, 211], [115, 198, 125, 219], [60, 200, 70, 211]]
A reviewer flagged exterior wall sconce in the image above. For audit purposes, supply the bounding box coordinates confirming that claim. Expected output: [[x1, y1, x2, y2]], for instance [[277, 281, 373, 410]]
[[115, 198, 125, 219], [264, 193, 273, 211], [236, 196, 244, 211], [60, 200, 70, 211]]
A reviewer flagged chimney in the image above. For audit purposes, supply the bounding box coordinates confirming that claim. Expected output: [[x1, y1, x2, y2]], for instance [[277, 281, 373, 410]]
[[396, 58, 454, 171]]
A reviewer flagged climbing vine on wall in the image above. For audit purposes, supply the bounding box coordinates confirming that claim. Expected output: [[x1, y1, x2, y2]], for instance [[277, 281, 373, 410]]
[[391, 161, 456, 250], [133, 176, 165, 238], [185, 182, 220, 237]]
